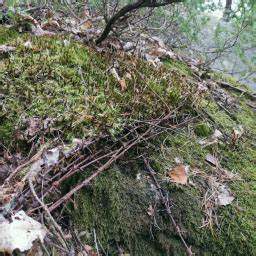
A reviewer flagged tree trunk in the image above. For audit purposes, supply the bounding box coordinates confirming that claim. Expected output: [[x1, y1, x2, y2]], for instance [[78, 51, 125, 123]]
[[223, 0, 232, 22]]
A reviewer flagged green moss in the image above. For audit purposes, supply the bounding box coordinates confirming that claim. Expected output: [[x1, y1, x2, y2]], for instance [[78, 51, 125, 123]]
[[203, 100, 236, 130], [0, 27, 195, 149], [0, 26, 20, 44], [72, 167, 159, 255], [72, 159, 207, 255], [211, 72, 250, 91], [1, 26, 255, 256], [0, 118, 15, 145], [190, 91, 256, 255], [194, 122, 212, 137], [72, 122, 255, 255], [235, 102, 256, 132], [163, 59, 191, 76]]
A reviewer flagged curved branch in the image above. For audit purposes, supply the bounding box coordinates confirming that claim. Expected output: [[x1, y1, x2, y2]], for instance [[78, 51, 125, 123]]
[[96, 0, 183, 44]]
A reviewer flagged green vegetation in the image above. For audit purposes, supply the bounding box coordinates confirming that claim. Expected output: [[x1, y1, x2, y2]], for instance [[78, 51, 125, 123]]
[[194, 122, 212, 137], [0, 26, 255, 255], [0, 26, 195, 147]]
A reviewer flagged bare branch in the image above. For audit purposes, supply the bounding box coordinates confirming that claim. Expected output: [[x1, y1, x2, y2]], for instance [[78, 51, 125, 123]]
[[96, 0, 183, 44]]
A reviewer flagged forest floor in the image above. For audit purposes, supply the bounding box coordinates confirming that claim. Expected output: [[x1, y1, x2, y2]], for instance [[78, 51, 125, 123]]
[[0, 16, 255, 256]]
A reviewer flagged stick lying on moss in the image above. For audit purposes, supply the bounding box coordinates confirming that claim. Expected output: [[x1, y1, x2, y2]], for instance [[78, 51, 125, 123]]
[[144, 159, 193, 256]]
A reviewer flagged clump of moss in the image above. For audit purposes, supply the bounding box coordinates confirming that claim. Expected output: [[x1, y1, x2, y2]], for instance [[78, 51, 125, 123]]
[[72, 167, 159, 255], [211, 72, 250, 91], [0, 26, 20, 44], [194, 122, 212, 137], [163, 59, 192, 76]]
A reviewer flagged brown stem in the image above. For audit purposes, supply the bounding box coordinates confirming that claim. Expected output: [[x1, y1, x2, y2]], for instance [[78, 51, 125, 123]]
[[96, 0, 183, 44], [144, 159, 193, 256]]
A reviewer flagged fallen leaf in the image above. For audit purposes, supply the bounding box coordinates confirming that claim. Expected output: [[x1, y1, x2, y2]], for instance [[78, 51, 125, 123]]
[[123, 42, 134, 51], [147, 205, 154, 216], [80, 19, 93, 30], [168, 165, 188, 184], [0, 211, 46, 254], [24, 40, 33, 49], [217, 184, 234, 206], [232, 125, 244, 143], [207, 177, 235, 206], [119, 79, 127, 91], [212, 129, 223, 139], [205, 153, 219, 166]]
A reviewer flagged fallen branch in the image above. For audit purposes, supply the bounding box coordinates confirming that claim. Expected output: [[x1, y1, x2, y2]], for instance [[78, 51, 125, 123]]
[[144, 159, 193, 256], [217, 80, 256, 101], [48, 111, 176, 212], [28, 176, 69, 252]]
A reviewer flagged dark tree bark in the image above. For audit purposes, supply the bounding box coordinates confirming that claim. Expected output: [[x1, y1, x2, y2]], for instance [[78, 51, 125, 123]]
[[225, 0, 232, 10], [96, 0, 183, 44], [223, 0, 232, 22]]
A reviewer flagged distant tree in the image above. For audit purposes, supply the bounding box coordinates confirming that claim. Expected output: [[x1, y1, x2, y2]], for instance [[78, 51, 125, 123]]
[[223, 0, 232, 21]]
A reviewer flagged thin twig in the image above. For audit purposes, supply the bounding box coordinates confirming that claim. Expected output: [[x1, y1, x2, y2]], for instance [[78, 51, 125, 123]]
[[93, 228, 100, 256], [143, 159, 193, 256], [28, 176, 69, 252]]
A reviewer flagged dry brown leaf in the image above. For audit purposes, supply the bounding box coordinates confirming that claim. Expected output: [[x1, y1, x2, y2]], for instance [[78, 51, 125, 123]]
[[119, 79, 127, 91], [80, 19, 93, 30], [168, 165, 188, 185], [41, 20, 60, 30]]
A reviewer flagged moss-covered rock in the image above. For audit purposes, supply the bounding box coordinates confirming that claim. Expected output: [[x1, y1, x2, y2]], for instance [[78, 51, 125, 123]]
[[0, 26, 255, 256]]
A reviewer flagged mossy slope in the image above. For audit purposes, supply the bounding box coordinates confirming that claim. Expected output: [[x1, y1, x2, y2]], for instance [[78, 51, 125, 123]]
[[0, 26, 192, 147], [0, 26, 255, 255]]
